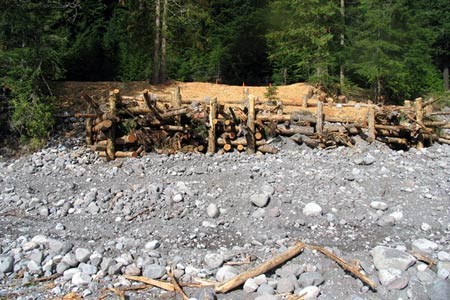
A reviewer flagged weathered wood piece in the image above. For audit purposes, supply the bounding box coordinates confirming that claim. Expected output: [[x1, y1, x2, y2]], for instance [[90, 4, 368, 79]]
[[106, 90, 119, 160], [215, 241, 305, 293], [367, 105, 376, 143], [92, 119, 112, 133], [307, 244, 377, 290], [258, 144, 278, 154], [208, 98, 218, 153], [316, 101, 324, 134], [246, 95, 256, 154], [415, 98, 424, 150]]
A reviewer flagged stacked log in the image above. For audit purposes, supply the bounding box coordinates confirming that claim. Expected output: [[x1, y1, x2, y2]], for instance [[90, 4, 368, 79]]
[[73, 88, 450, 159]]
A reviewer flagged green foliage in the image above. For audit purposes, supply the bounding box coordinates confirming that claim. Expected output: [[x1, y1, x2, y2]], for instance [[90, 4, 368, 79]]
[[264, 84, 279, 101], [347, 0, 442, 102], [0, 0, 69, 144], [267, 0, 340, 87]]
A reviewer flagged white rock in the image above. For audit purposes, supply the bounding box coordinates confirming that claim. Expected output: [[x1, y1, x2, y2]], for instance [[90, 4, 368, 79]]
[[412, 239, 439, 253], [243, 278, 259, 293], [31, 235, 49, 245], [297, 286, 320, 299], [204, 253, 224, 269], [372, 246, 416, 271], [72, 272, 91, 286], [207, 203, 220, 218], [421, 223, 432, 231], [370, 201, 388, 211], [389, 211, 403, 222], [144, 240, 160, 250], [438, 251, 450, 262], [250, 193, 270, 207], [378, 268, 401, 285], [303, 203, 322, 216], [254, 274, 268, 285], [216, 265, 238, 282], [75, 248, 92, 263], [173, 194, 183, 203]]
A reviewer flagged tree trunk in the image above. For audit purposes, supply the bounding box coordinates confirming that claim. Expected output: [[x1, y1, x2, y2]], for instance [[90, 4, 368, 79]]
[[161, 0, 168, 83], [152, 0, 161, 84], [444, 65, 449, 91], [339, 0, 345, 92]]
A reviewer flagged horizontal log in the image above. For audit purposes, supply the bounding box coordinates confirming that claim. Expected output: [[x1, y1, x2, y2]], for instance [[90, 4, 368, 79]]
[[160, 125, 185, 131], [437, 137, 450, 145], [217, 137, 266, 146], [424, 121, 450, 128], [258, 144, 279, 154], [257, 113, 316, 123], [324, 124, 359, 135], [74, 113, 99, 118], [96, 133, 137, 146], [97, 151, 138, 158], [429, 111, 450, 116], [375, 124, 412, 131], [276, 124, 315, 136], [376, 136, 409, 145], [93, 119, 113, 133]]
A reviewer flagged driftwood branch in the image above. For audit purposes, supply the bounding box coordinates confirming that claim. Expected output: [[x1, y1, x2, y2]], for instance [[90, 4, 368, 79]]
[[306, 244, 377, 290], [215, 241, 305, 293]]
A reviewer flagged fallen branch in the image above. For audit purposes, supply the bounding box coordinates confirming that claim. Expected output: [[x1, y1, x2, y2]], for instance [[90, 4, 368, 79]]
[[410, 251, 437, 269], [306, 244, 377, 290], [168, 267, 190, 300], [124, 275, 175, 292], [215, 241, 305, 293], [107, 287, 126, 300]]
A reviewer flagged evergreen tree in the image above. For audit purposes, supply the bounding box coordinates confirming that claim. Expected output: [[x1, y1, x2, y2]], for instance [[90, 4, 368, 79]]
[[347, 0, 441, 102], [267, 0, 341, 89], [0, 0, 71, 144]]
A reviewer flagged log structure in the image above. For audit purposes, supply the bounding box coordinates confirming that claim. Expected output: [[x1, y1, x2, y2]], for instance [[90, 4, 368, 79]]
[[72, 86, 450, 159]]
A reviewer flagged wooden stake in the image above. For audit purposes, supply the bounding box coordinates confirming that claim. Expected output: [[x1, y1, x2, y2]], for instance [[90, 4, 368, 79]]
[[106, 90, 119, 160], [415, 97, 424, 150], [246, 95, 256, 154], [367, 105, 376, 143], [316, 101, 324, 134], [208, 98, 218, 153], [215, 241, 305, 293], [85, 105, 93, 146]]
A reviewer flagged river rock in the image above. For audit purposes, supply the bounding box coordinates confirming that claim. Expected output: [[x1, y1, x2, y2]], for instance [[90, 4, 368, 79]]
[[372, 246, 416, 271]]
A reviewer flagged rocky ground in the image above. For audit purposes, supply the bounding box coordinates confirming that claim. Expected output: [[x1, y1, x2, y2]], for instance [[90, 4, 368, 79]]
[[0, 120, 449, 300]]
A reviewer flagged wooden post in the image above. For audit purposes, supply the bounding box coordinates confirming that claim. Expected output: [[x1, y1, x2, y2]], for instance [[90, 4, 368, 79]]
[[207, 98, 218, 153], [174, 86, 182, 123], [368, 105, 376, 143], [247, 95, 256, 154], [415, 97, 424, 150], [106, 90, 119, 160], [85, 105, 93, 145], [316, 101, 324, 134], [302, 95, 308, 108], [404, 100, 412, 108]]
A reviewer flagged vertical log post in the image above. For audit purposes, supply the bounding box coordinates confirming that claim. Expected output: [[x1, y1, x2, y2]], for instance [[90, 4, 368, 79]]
[[367, 105, 376, 143], [106, 89, 119, 160], [302, 95, 308, 108], [247, 95, 256, 154], [85, 105, 93, 146], [244, 87, 249, 102], [174, 86, 182, 123], [316, 101, 324, 134], [415, 97, 424, 150], [208, 98, 218, 153]]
